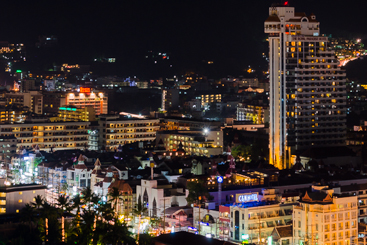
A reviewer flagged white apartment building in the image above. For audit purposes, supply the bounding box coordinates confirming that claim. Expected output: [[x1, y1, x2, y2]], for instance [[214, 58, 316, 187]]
[[265, 3, 346, 169], [293, 188, 358, 245]]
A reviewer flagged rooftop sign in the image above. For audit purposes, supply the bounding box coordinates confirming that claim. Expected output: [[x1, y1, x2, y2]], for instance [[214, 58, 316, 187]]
[[236, 193, 259, 203], [291, 36, 328, 41]]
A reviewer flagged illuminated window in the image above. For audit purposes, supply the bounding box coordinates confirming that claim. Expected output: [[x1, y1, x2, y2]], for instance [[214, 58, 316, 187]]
[[291, 94, 296, 99], [0, 208, 5, 213], [298, 47, 302, 52], [0, 193, 5, 197], [16, 210, 19, 213], [291, 47, 296, 52], [331, 99, 336, 103], [18, 199, 22, 203], [0, 200, 5, 205], [298, 42, 302, 46], [19, 192, 22, 195], [297, 88, 302, 92], [291, 42, 296, 46]]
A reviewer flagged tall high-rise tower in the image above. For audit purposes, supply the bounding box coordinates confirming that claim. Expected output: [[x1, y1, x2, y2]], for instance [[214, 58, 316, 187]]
[[265, 3, 347, 169]]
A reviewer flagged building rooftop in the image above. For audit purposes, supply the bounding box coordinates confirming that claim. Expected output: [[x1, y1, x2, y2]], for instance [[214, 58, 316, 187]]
[[152, 231, 237, 245]]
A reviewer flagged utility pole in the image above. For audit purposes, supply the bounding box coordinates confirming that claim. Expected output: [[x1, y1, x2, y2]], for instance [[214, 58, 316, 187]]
[[198, 196, 201, 234], [163, 198, 165, 234]]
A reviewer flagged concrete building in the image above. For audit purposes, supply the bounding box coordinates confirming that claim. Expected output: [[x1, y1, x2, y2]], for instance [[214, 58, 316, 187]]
[[162, 89, 179, 111], [227, 194, 294, 243], [265, 3, 347, 169], [0, 136, 17, 161], [156, 129, 223, 157], [0, 180, 46, 214], [5, 91, 44, 115], [0, 105, 28, 124], [98, 115, 159, 151], [62, 91, 107, 115], [237, 103, 269, 124], [21, 80, 37, 92], [0, 121, 90, 152], [293, 187, 358, 245], [57, 106, 96, 122]]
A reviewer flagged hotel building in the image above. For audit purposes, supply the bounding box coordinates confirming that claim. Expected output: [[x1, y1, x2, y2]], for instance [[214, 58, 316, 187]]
[[0, 121, 90, 152], [293, 188, 358, 245], [265, 4, 347, 169], [156, 130, 223, 157], [98, 115, 160, 151], [219, 191, 294, 243], [61, 90, 107, 115]]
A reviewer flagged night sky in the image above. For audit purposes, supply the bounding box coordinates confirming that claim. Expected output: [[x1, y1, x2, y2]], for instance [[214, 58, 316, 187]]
[[0, 0, 366, 78]]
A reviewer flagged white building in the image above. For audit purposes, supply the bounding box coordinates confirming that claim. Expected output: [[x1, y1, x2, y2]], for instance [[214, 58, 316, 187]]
[[66, 155, 92, 194], [265, 3, 346, 169], [136, 179, 188, 217]]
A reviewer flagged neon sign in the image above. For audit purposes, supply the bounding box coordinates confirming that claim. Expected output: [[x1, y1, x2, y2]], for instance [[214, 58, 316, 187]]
[[236, 193, 258, 203], [80, 87, 91, 93]]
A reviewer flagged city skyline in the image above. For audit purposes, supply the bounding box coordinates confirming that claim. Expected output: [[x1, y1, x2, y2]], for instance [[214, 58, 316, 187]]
[[0, 1, 366, 79]]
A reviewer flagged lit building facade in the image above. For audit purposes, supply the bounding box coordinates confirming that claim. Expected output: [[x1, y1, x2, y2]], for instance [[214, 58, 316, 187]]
[[156, 130, 223, 157], [237, 103, 268, 124], [57, 106, 96, 122], [0, 121, 90, 152], [293, 190, 358, 245], [5, 91, 43, 115], [0, 182, 46, 214], [98, 116, 159, 151], [62, 91, 107, 115], [265, 4, 347, 169]]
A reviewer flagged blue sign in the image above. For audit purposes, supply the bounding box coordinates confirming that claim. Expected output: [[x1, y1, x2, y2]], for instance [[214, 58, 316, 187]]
[[217, 176, 223, 183]]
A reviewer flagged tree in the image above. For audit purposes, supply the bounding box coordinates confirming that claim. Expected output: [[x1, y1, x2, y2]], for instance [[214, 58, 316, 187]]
[[231, 145, 252, 158], [186, 180, 212, 205], [108, 187, 123, 215]]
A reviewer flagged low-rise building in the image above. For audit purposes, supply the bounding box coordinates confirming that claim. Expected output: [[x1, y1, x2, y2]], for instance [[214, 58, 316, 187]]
[[0, 180, 46, 214], [136, 179, 188, 217], [66, 155, 92, 194]]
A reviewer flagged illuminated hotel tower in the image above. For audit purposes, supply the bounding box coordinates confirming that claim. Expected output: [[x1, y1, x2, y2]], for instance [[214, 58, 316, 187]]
[[265, 3, 346, 169]]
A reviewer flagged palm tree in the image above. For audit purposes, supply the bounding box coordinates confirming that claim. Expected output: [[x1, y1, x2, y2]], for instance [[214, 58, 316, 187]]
[[56, 194, 71, 242], [31, 194, 44, 210], [72, 194, 82, 227], [133, 199, 147, 244], [20, 204, 36, 233], [108, 187, 123, 216]]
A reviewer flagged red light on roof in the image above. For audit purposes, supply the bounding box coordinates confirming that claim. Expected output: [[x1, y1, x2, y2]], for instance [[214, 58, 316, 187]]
[[284, 1, 288, 5]]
